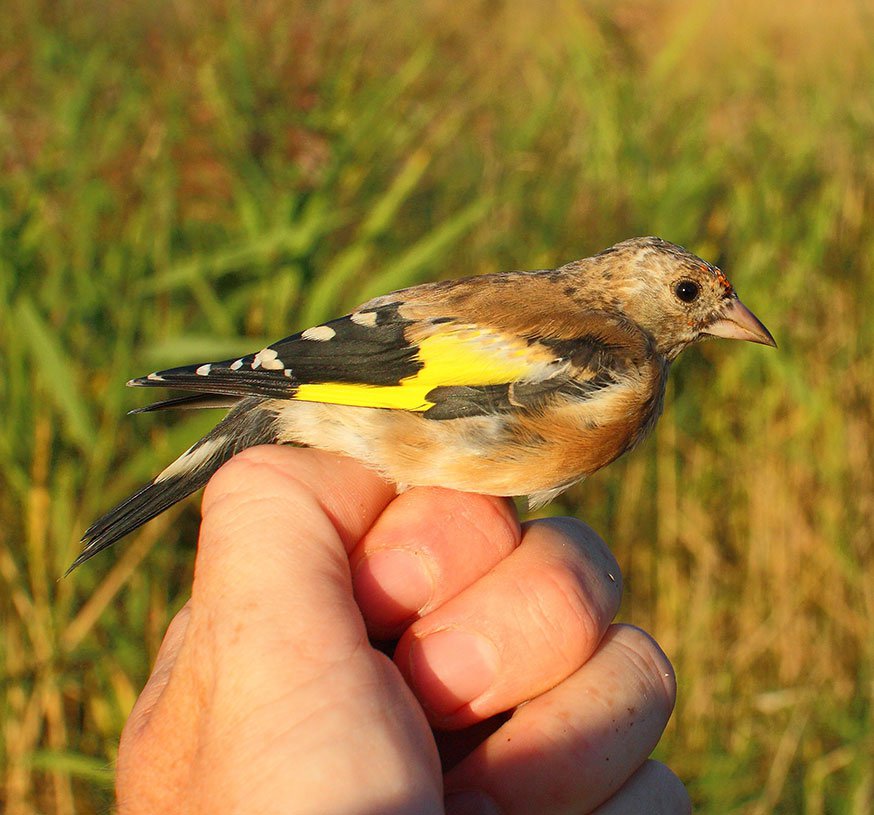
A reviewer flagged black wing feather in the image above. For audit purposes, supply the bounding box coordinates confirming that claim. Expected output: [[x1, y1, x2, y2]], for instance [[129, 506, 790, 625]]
[[129, 303, 421, 398]]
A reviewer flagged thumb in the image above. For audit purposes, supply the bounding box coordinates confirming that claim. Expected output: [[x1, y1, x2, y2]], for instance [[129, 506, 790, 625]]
[[126, 445, 392, 741], [192, 444, 397, 671], [121, 601, 191, 743], [117, 448, 441, 813]]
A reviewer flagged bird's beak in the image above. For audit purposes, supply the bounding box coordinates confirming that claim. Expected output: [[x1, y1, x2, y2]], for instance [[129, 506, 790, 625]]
[[703, 297, 777, 347]]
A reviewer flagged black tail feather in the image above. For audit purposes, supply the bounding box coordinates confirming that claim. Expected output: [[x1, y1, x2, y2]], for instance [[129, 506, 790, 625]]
[[128, 394, 239, 414], [70, 397, 278, 573]]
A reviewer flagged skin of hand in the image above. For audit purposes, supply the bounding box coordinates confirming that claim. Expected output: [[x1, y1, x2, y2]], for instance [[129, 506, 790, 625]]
[[115, 446, 691, 815]]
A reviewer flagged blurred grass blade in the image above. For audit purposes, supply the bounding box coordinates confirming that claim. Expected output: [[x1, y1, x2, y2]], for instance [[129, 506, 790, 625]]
[[301, 148, 433, 324], [359, 148, 431, 239], [143, 199, 345, 294], [28, 750, 114, 785], [355, 196, 492, 302], [138, 335, 258, 368], [16, 297, 97, 450]]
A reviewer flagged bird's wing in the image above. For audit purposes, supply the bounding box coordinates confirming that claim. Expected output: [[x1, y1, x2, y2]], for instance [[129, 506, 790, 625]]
[[130, 298, 653, 416]]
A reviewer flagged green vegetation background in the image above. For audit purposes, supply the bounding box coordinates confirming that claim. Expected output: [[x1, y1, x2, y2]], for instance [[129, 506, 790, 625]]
[[1, 0, 872, 812]]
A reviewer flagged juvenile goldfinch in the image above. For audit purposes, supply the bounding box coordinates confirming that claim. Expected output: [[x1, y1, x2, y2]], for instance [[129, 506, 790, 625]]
[[74, 236, 775, 570]]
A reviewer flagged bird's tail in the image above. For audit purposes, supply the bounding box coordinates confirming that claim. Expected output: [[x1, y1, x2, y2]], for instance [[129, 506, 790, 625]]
[[70, 397, 279, 572]]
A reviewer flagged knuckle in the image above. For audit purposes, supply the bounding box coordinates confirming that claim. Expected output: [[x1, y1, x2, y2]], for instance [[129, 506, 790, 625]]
[[512, 559, 606, 670], [538, 559, 605, 645], [529, 516, 623, 594], [609, 624, 677, 709], [202, 446, 295, 510]]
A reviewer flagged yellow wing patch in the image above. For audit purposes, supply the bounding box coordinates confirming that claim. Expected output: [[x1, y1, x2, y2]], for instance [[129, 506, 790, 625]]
[[293, 327, 545, 411]]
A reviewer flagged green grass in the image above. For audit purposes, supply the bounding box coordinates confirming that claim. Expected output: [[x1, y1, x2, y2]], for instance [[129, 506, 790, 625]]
[[1, 0, 873, 811]]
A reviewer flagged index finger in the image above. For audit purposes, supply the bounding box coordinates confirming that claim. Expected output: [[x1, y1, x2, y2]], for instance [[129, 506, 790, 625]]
[[350, 488, 522, 637]]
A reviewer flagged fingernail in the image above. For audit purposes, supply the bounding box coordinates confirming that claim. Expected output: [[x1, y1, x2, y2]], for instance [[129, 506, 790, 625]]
[[444, 790, 502, 815], [353, 549, 434, 627], [409, 628, 499, 716]]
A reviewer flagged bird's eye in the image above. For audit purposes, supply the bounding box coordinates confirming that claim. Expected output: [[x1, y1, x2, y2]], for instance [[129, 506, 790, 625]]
[[674, 279, 700, 303]]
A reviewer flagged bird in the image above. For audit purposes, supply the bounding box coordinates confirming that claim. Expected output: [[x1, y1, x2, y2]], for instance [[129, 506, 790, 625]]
[[73, 236, 776, 571]]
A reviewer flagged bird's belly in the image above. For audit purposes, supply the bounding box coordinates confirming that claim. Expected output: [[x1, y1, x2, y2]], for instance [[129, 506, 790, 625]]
[[274, 395, 647, 498]]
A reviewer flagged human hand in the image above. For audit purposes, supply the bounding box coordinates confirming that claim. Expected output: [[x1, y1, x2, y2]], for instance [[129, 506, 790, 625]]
[[115, 446, 690, 814]]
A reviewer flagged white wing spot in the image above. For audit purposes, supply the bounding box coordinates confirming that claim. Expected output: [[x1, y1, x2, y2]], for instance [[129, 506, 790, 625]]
[[195, 363, 212, 376], [302, 325, 337, 341], [253, 347, 284, 370], [147, 372, 164, 381], [230, 358, 244, 371], [283, 369, 294, 378], [350, 311, 378, 327]]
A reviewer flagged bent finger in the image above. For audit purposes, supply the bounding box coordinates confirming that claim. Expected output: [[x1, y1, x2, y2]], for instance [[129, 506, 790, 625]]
[[590, 760, 691, 815], [396, 517, 622, 728], [351, 488, 521, 637], [443, 625, 677, 815]]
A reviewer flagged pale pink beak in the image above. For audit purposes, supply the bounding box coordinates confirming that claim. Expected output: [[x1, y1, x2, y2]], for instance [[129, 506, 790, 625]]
[[703, 297, 776, 347]]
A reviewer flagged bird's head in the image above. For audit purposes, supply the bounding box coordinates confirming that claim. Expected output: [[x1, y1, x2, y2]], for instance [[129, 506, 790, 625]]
[[590, 236, 776, 360]]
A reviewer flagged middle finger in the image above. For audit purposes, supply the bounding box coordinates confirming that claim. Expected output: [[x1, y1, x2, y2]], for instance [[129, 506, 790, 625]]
[[395, 517, 622, 729]]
